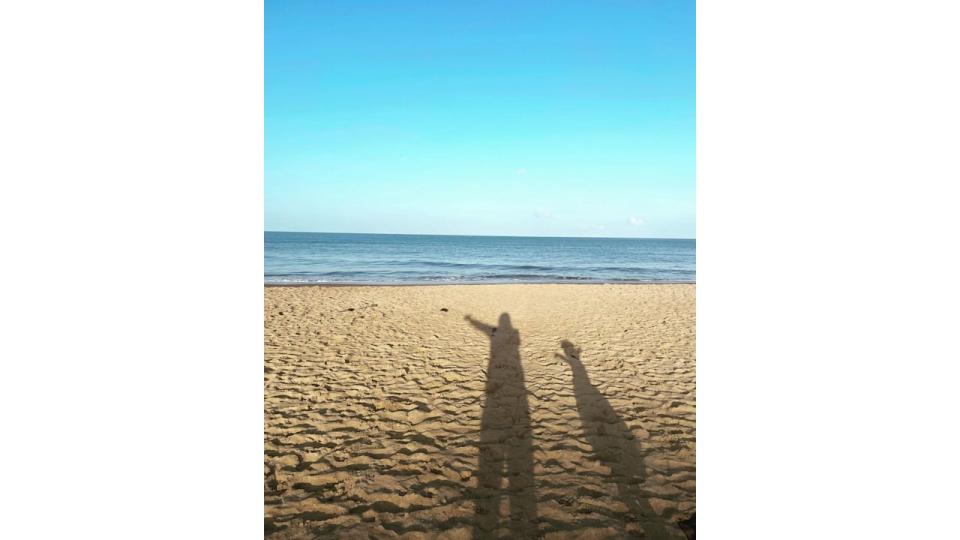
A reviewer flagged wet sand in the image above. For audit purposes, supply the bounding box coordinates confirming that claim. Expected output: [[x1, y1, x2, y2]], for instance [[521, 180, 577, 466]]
[[265, 284, 695, 539]]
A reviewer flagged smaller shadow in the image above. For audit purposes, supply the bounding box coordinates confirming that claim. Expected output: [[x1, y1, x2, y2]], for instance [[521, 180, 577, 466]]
[[558, 340, 691, 540]]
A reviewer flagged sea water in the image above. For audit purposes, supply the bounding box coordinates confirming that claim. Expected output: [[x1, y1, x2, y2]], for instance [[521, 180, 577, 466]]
[[265, 231, 695, 284]]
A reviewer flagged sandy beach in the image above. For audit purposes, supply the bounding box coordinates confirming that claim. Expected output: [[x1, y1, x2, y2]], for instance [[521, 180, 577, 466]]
[[265, 284, 695, 539]]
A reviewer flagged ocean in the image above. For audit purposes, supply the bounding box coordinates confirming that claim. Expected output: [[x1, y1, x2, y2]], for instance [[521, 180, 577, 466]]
[[265, 231, 695, 284]]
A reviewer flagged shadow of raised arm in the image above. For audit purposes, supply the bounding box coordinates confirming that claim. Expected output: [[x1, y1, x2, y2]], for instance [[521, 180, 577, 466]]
[[464, 314, 494, 334], [557, 340, 582, 363]]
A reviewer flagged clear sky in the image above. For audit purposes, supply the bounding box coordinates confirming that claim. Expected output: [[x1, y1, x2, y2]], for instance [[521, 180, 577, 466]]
[[266, 1, 694, 238]]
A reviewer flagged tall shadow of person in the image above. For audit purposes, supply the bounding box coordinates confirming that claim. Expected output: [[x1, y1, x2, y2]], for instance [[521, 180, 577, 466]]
[[557, 340, 689, 540], [466, 313, 537, 538]]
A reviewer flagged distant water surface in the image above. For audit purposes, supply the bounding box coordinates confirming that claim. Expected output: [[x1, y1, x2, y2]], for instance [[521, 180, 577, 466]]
[[265, 232, 695, 284]]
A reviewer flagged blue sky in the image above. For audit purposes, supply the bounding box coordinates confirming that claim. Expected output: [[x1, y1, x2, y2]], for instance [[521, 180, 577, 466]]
[[266, 1, 694, 238]]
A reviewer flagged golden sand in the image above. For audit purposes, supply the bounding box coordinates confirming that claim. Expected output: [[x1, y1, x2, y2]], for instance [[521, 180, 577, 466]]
[[265, 284, 695, 539]]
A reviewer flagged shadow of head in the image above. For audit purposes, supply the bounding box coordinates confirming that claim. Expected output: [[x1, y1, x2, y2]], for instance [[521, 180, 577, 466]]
[[498, 313, 512, 331], [559, 340, 581, 364]]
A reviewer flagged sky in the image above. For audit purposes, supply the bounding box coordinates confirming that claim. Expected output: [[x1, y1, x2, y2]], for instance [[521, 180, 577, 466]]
[[266, 1, 694, 238]]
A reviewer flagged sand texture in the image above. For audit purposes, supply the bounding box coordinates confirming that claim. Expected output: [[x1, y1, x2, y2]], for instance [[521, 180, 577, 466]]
[[265, 284, 695, 539]]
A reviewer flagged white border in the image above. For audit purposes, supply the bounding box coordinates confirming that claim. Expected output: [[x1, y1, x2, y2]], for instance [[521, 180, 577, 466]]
[[2, 1, 263, 538], [699, 1, 960, 537]]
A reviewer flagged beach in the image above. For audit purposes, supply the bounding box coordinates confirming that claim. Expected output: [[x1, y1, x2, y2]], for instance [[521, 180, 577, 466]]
[[265, 284, 695, 539]]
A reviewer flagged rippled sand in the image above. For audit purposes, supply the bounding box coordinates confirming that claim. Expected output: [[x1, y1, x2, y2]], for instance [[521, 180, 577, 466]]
[[265, 284, 695, 539]]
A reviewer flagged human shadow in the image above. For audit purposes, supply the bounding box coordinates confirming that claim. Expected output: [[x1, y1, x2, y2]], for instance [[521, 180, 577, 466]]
[[557, 340, 689, 540], [466, 313, 537, 538]]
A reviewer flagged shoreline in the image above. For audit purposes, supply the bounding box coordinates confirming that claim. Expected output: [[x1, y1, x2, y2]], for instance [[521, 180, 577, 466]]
[[264, 280, 696, 287]]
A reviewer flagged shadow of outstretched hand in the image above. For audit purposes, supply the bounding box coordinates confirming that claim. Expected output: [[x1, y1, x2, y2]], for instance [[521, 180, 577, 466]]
[[557, 340, 582, 364]]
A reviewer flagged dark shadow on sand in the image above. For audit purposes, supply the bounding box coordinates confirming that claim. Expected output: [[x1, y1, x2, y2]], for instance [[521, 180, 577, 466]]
[[557, 340, 690, 540], [466, 313, 537, 538]]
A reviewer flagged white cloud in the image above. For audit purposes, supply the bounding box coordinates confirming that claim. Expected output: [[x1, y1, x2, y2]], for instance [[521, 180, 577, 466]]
[[534, 208, 555, 219], [629, 216, 645, 226], [515, 168, 527, 175]]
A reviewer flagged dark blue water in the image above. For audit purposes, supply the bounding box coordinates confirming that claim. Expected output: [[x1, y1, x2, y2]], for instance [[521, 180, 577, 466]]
[[265, 232, 695, 284]]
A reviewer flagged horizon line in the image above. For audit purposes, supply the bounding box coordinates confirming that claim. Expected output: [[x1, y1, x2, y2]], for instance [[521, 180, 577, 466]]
[[265, 230, 696, 241]]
